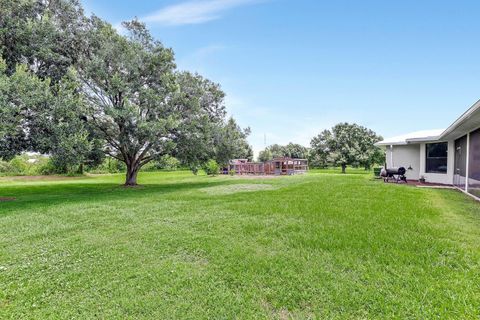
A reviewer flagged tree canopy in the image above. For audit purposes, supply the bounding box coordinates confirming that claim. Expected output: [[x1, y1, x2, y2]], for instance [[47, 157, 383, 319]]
[[310, 123, 383, 173], [213, 118, 253, 166], [0, 0, 87, 82], [0, 59, 94, 172], [258, 143, 308, 162]]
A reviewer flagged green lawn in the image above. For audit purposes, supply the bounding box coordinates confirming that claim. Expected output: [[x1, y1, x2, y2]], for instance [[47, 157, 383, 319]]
[[1, 171, 479, 319]]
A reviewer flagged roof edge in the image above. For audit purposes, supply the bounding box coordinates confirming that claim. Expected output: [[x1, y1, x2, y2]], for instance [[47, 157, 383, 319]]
[[439, 99, 480, 139], [375, 141, 408, 146]]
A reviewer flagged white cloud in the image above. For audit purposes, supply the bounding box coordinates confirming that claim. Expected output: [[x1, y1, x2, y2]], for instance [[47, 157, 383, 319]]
[[142, 0, 262, 26], [225, 94, 271, 118], [176, 44, 227, 73]]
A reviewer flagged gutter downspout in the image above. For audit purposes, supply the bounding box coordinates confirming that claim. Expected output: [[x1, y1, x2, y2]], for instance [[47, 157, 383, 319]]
[[390, 145, 394, 168]]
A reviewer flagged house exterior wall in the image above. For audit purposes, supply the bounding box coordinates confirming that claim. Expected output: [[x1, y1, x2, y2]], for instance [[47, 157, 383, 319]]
[[419, 141, 455, 185], [379, 100, 480, 198], [385, 141, 455, 184], [386, 144, 421, 180]]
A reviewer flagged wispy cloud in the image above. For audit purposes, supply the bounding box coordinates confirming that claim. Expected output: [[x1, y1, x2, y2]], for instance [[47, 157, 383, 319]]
[[142, 0, 263, 26], [175, 44, 227, 75]]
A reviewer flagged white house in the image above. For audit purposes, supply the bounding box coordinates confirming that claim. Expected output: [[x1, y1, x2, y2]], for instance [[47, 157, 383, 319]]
[[376, 100, 480, 200]]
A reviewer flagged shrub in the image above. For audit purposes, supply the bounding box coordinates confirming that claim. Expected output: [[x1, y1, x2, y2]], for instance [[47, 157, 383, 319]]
[[37, 158, 58, 176], [140, 155, 181, 172], [157, 155, 180, 171], [0, 154, 55, 176], [204, 159, 219, 176], [9, 156, 28, 175], [0, 161, 16, 175], [87, 157, 126, 174], [140, 161, 157, 172]]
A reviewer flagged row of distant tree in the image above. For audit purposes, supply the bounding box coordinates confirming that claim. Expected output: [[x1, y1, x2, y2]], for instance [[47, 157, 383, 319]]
[[258, 123, 385, 173], [0, 0, 252, 185]]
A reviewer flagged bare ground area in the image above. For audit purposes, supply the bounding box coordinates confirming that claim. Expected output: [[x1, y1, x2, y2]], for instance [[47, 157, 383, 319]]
[[221, 174, 291, 179], [0, 197, 15, 202], [201, 183, 276, 195]]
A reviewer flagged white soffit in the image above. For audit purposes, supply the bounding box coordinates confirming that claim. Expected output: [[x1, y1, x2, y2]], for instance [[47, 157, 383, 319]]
[[440, 99, 480, 140], [376, 129, 445, 146]]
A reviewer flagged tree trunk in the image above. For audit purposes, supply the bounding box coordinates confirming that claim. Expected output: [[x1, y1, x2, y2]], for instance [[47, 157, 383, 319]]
[[125, 162, 139, 186], [341, 164, 347, 174]]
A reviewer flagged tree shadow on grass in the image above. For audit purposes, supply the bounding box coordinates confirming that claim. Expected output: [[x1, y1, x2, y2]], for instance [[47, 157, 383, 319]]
[[0, 178, 239, 215]]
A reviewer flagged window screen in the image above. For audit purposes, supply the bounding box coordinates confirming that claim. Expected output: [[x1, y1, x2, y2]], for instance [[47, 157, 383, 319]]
[[454, 135, 468, 189], [469, 129, 480, 198], [426, 142, 448, 174]]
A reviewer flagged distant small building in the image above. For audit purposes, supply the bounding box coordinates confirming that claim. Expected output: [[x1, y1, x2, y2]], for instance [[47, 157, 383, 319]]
[[228, 157, 308, 176]]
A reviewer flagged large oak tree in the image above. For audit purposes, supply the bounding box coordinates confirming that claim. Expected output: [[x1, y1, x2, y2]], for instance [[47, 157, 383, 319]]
[[310, 123, 383, 173], [78, 19, 234, 185]]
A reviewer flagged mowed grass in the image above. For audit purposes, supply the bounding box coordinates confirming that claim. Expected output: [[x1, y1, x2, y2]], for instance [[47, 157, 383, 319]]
[[0, 171, 479, 319]]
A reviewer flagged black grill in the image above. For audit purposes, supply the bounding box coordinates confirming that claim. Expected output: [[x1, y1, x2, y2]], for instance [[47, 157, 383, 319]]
[[381, 167, 407, 183]]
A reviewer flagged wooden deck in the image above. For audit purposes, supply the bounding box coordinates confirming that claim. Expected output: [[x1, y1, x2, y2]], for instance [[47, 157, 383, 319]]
[[228, 158, 308, 176]]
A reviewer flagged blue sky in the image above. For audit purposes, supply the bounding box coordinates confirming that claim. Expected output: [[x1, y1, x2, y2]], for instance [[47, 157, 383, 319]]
[[82, 0, 480, 155]]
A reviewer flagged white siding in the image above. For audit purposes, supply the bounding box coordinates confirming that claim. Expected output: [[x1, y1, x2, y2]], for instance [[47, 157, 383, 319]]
[[386, 144, 421, 180]]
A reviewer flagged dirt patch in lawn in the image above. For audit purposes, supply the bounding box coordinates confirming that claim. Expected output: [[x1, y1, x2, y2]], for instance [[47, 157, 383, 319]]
[[201, 184, 276, 195], [227, 175, 283, 179], [0, 197, 16, 202]]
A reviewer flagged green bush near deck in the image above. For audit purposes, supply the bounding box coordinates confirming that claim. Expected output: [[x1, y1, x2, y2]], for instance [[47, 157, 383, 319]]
[[204, 159, 220, 176]]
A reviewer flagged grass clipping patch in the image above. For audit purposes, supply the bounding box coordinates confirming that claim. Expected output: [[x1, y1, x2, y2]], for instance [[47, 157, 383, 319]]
[[201, 184, 276, 195], [0, 197, 15, 202]]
